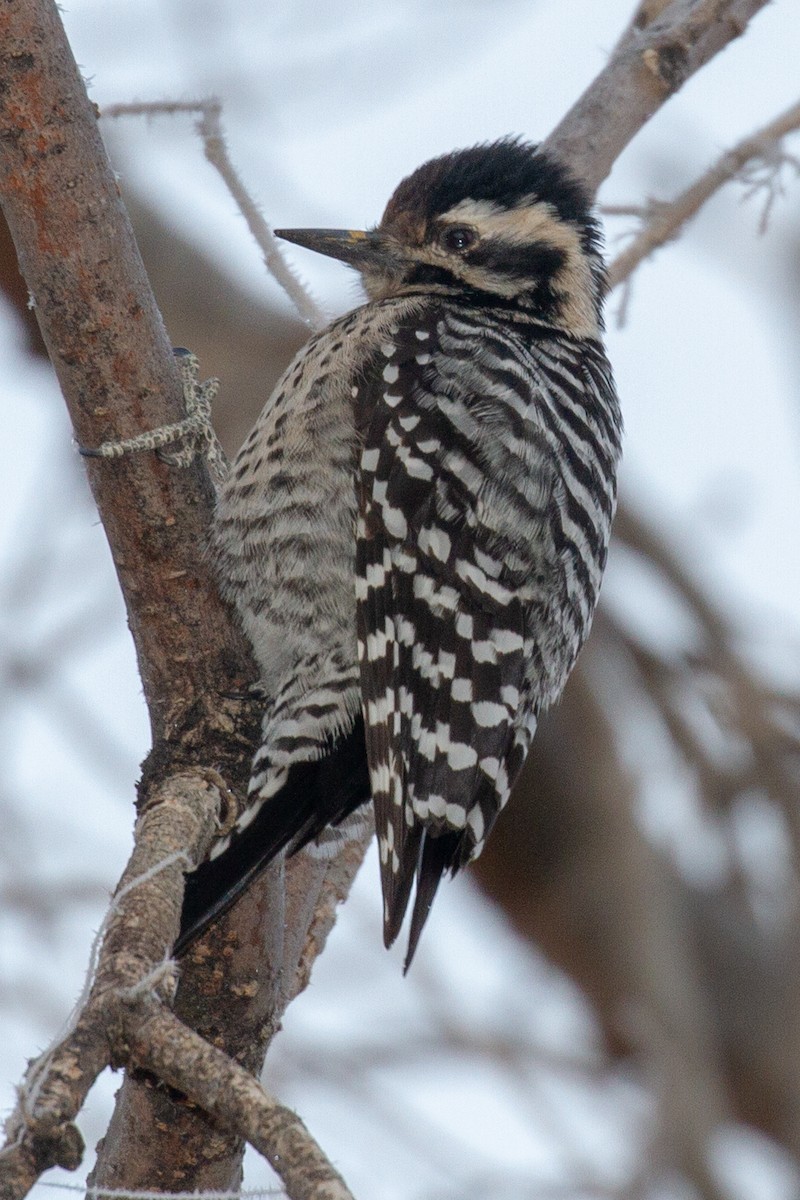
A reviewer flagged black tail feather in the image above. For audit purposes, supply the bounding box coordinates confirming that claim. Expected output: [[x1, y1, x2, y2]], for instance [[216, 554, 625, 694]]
[[382, 822, 423, 950], [403, 829, 461, 973], [174, 717, 370, 955]]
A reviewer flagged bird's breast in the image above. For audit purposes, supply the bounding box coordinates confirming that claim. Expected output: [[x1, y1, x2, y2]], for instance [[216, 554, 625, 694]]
[[212, 295, 429, 693]]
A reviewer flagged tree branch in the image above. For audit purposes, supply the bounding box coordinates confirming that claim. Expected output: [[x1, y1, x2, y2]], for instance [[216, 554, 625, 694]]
[[0, 0, 350, 1194], [1, 769, 222, 1196], [103, 100, 327, 334], [607, 98, 800, 290], [0, 0, 257, 744], [542, 0, 772, 192], [128, 1007, 354, 1200], [1, 771, 354, 1200]]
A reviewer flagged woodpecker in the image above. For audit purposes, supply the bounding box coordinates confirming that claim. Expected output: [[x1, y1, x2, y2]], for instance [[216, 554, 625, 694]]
[[176, 138, 623, 967]]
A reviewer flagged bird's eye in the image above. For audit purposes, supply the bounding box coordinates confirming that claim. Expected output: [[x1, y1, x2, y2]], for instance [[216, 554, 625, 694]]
[[441, 225, 477, 253]]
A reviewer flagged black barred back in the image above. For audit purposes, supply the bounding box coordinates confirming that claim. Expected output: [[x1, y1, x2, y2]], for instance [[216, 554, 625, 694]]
[[355, 296, 621, 965]]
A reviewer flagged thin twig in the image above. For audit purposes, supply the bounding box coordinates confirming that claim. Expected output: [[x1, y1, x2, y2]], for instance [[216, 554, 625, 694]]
[[608, 98, 800, 290], [103, 100, 326, 331]]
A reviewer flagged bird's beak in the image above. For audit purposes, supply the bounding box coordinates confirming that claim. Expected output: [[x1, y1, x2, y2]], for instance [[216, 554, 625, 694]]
[[275, 227, 399, 272]]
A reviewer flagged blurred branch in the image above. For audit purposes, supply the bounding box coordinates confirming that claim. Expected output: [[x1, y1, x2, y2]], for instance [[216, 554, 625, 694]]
[[608, 98, 800, 306], [612, 503, 800, 875], [474, 498, 800, 1165], [103, 100, 326, 331], [474, 636, 737, 1194]]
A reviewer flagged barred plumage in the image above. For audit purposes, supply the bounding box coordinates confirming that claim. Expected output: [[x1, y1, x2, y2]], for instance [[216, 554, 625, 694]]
[[177, 138, 623, 967]]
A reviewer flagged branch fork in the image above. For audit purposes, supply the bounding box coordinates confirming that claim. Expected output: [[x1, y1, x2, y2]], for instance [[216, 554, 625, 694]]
[[2, 768, 355, 1200]]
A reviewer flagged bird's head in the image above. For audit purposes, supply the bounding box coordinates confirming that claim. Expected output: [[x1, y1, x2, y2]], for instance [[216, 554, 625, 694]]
[[276, 138, 606, 339]]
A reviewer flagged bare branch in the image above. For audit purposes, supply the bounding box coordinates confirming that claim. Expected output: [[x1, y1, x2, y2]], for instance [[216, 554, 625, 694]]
[[0, 769, 223, 1196], [1, 769, 354, 1200], [0, 1, 340, 1193], [608, 98, 800, 289], [103, 100, 326, 332], [128, 1007, 354, 1200], [542, 0, 772, 193], [281, 817, 373, 1010], [0, 4, 257, 746], [610, 0, 679, 54]]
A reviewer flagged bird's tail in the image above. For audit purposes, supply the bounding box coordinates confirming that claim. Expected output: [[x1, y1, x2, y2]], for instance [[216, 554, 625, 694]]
[[402, 829, 463, 973], [174, 718, 370, 955]]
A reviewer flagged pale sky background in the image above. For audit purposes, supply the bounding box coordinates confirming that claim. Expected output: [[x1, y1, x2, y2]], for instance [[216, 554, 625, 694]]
[[1, 2, 800, 1198]]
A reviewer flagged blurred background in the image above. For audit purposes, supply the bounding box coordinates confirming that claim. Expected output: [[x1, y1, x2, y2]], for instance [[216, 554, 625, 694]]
[[1, 2, 800, 1198]]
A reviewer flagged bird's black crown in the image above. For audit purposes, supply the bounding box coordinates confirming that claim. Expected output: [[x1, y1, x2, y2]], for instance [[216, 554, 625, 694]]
[[384, 137, 597, 240]]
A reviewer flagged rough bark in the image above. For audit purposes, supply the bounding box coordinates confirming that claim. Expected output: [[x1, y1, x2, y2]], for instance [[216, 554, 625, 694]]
[[0, 0, 352, 1193]]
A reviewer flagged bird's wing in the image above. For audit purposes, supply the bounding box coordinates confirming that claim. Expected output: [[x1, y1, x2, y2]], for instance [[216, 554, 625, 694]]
[[355, 304, 551, 966]]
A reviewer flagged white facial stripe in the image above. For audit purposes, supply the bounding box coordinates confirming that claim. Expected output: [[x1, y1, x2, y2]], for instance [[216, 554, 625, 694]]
[[433, 197, 599, 339], [440, 197, 506, 222], [441, 197, 578, 256]]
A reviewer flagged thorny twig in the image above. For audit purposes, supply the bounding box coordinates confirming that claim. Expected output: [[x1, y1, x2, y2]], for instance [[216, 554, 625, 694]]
[[607, 98, 800, 312], [103, 100, 326, 332]]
